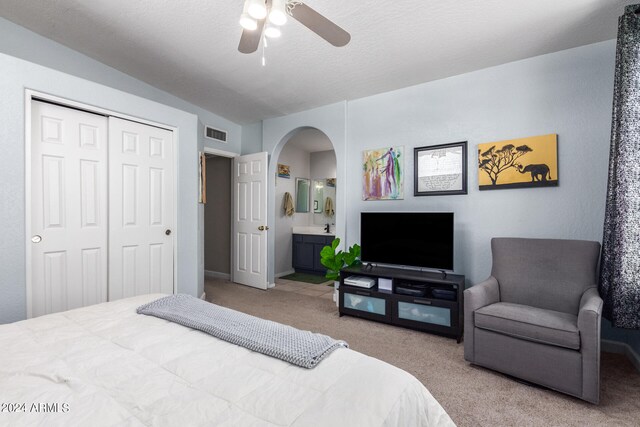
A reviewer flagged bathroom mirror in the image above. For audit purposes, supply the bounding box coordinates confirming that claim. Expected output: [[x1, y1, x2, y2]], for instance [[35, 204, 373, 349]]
[[313, 178, 336, 225], [313, 180, 324, 213], [295, 178, 310, 213]]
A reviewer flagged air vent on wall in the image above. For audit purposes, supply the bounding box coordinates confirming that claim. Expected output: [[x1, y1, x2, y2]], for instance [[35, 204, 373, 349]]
[[205, 125, 227, 143]]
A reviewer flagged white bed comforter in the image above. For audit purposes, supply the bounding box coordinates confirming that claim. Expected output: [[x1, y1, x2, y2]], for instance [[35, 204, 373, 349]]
[[0, 294, 454, 427]]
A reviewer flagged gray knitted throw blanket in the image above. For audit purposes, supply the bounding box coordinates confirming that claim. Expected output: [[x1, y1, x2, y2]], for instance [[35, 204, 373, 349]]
[[137, 294, 348, 369]]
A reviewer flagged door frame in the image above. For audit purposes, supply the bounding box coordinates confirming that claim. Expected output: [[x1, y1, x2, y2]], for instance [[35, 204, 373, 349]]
[[202, 146, 238, 283], [24, 89, 179, 318]]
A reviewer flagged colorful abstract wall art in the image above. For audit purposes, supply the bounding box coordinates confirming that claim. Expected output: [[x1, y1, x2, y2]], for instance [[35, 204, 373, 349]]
[[362, 146, 404, 200]]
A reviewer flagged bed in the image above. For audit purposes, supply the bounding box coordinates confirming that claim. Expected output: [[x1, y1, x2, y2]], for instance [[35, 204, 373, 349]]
[[0, 294, 454, 426]]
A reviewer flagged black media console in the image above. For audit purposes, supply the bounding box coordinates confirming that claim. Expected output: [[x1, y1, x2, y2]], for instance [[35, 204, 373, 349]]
[[339, 265, 465, 342]]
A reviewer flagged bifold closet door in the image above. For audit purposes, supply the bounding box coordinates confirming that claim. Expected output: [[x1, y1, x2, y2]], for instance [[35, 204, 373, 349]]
[[108, 117, 175, 299], [30, 101, 108, 317]]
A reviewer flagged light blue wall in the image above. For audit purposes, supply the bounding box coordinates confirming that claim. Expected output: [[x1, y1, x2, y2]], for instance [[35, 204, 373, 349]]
[[346, 41, 614, 284], [0, 17, 241, 154], [241, 122, 263, 155], [258, 40, 640, 356], [0, 53, 202, 323]]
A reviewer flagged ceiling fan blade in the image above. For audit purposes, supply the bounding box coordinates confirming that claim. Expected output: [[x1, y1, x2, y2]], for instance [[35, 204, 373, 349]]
[[289, 2, 350, 47], [238, 18, 266, 54]]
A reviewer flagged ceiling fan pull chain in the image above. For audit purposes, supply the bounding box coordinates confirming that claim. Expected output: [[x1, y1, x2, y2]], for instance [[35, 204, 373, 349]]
[[262, 35, 267, 66]]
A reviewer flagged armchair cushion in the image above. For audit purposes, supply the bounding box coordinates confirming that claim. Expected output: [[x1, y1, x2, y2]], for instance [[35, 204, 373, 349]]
[[475, 302, 580, 350]]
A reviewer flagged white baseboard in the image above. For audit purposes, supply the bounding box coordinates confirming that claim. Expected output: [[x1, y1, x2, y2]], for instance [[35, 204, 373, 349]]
[[275, 270, 295, 278], [602, 339, 640, 373], [200, 292, 206, 300], [204, 270, 231, 280], [268, 283, 275, 289]]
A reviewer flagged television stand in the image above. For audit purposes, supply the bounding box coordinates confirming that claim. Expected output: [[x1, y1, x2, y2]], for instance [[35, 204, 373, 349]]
[[339, 265, 464, 342]]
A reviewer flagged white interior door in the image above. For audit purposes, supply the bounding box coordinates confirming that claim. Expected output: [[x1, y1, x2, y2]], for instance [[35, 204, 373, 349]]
[[30, 101, 108, 317], [233, 152, 268, 289], [108, 117, 174, 299]]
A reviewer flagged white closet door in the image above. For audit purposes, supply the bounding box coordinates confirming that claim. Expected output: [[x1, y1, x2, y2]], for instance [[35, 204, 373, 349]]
[[108, 117, 174, 300], [30, 101, 108, 317]]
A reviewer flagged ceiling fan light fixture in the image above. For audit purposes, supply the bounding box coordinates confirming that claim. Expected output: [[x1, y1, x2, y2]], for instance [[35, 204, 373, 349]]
[[238, 1, 351, 55], [247, 0, 267, 20], [269, 0, 288, 26], [239, 13, 258, 30], [264, 25, 282, 38]]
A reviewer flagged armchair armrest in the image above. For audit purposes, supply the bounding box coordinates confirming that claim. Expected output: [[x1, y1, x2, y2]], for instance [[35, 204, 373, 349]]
[[464, 276, 500, 312], [579, 287, 603, 321], [577, 286, 603, 404], [463, 277, 500, 362]]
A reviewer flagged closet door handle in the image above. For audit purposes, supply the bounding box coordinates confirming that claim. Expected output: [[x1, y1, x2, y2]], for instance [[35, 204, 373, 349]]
[[165, 229, 172, 236], [258, 226, 265, 231], [31, 235, 42, 243]]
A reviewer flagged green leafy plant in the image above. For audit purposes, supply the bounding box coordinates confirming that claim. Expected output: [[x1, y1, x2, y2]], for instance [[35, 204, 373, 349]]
[[320, 238, 361, 281]]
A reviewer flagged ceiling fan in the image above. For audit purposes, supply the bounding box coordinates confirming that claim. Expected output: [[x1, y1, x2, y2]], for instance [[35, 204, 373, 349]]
[[238, 0, 351, 54]]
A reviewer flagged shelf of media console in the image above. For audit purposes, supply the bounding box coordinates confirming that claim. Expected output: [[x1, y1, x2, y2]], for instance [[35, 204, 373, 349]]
[[338, 264, 465, 342]]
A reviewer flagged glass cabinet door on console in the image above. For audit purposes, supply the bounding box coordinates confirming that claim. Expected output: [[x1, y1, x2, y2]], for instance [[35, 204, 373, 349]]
[[397, 301, 451, 327], [340, 288, 391, 322], [391, 293, 458, 336]]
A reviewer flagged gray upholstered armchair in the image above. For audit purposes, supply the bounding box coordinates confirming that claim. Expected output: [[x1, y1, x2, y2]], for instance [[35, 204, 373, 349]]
[[464, 238, 603, 403]]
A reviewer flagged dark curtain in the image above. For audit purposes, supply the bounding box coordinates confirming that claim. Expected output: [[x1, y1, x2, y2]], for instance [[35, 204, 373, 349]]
[[600, 4, 640, 329]]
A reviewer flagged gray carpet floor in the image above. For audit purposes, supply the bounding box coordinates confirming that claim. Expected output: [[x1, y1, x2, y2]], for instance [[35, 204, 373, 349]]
[[205, 278, 640, 427]]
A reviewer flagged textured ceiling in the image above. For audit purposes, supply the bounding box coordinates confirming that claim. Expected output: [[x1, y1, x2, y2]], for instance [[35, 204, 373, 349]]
[[0, 1, 633, 124]]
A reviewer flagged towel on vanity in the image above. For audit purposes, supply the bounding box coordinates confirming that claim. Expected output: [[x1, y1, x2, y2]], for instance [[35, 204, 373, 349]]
[[324, 197, 334, 217], [283, 192, 295, 216]]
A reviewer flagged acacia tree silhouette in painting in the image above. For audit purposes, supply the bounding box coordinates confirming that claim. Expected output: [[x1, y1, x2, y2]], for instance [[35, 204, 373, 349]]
[[478, 144, 533, 186]]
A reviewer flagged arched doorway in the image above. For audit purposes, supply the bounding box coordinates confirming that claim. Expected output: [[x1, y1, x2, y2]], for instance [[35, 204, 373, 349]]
[[261, 103, 348, 287], [272, 128, 337, 283]]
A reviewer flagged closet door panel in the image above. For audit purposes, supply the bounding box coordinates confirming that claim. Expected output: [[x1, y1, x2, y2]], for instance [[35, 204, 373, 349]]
[[30, 101, 108, 317], [108, 118, 174, 300]]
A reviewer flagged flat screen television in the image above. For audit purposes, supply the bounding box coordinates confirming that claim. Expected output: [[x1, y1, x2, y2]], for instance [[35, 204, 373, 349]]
[[360, 212, 454, 270]]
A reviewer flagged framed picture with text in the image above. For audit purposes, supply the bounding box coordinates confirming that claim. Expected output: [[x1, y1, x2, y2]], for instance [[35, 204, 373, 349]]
[[414, 141, 467, 196]]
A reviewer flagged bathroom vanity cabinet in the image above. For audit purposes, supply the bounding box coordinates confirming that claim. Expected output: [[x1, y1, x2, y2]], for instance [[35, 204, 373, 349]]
[[292, 233, 334, 275]]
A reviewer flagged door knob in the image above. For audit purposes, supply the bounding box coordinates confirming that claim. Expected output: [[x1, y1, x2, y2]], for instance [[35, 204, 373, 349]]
[[31, 235, 42, 243], [165, 229, 172, 236], [258, 226, 265, 231]]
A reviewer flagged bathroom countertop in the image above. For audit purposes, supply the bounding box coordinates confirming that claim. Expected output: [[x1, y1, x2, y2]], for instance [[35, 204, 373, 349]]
[[292, 226, 335, 236]]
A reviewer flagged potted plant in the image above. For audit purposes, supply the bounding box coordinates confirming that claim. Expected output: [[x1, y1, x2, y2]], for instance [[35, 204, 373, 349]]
[[320, 238, 361, 305]]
